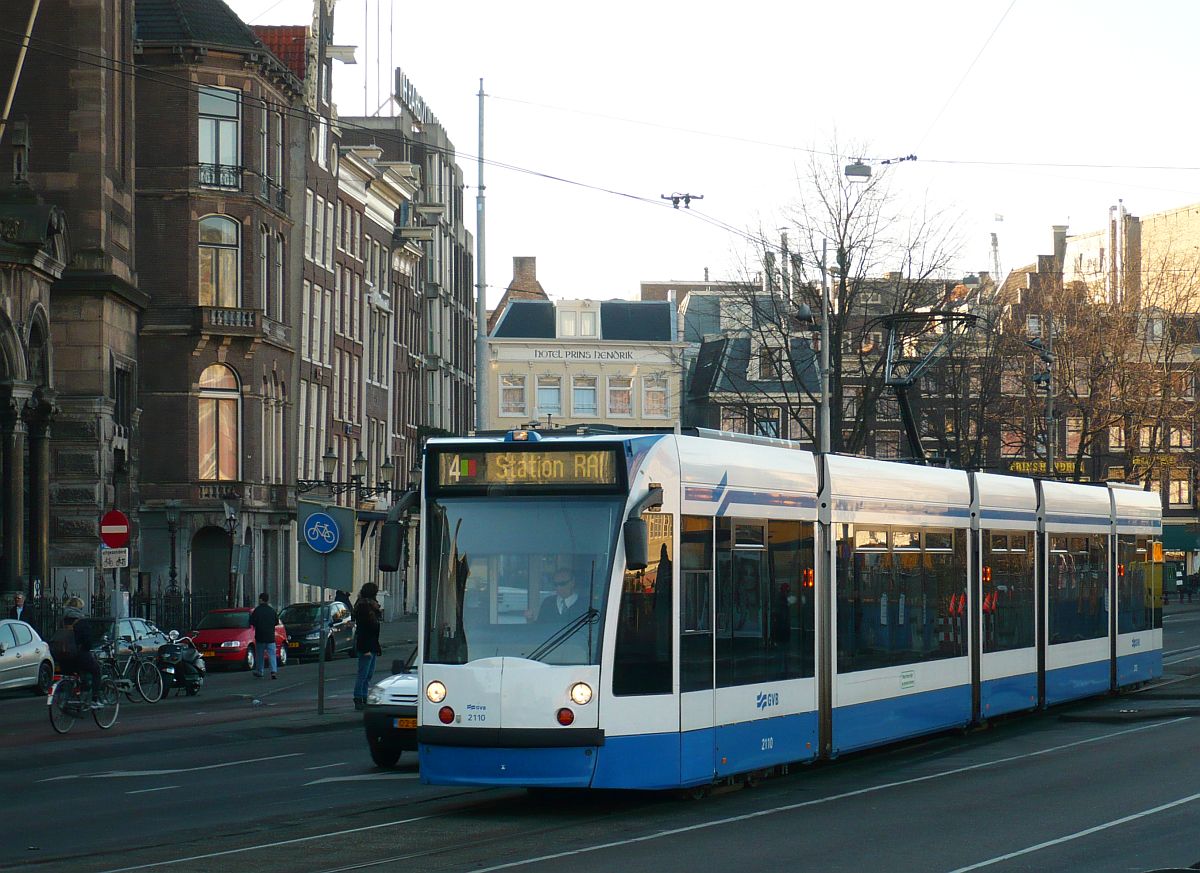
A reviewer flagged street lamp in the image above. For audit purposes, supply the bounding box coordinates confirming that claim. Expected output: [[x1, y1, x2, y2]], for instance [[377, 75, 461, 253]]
[[321, 447, 337, 482], [298, 451, 396, 501], [165, 500, 180, 594], [222, 499, 239, 607], [1027, 335, 1056, 478]]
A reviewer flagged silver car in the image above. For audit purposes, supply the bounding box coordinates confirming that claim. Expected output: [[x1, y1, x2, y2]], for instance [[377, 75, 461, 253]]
[[0, 619, 54, 694]]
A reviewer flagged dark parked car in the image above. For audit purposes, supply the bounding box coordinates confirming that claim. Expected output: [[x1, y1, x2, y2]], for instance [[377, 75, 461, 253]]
[[72, 616, 170, 659], [363, 650, 419, 768], [280, 601, 355, 661]]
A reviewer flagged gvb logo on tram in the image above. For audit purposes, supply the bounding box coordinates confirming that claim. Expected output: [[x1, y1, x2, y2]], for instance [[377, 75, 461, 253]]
[[756, 691, 780, 710]]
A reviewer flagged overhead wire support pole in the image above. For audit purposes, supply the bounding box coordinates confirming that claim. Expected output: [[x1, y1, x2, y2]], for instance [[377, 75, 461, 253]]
[[0, 0, 41, 147], [475, 79, 487, 432], [819, 239, 831, 456]]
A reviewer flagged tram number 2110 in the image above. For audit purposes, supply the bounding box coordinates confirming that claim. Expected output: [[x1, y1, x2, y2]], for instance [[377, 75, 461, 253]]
[[761, 736, 774, 751]]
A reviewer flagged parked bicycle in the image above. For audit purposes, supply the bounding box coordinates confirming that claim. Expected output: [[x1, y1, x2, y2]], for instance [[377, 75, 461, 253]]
[[48, 642, 121, 733], [101, 637, 164, 703]]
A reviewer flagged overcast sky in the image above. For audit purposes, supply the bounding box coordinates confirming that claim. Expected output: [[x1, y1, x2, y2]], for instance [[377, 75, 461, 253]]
[[230, 0, 1200, 305]]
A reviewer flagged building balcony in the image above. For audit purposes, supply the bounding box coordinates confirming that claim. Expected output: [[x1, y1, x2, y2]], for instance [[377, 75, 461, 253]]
[[199, 163, 243, 190], [258, 176, 288, 210], [195, 306, 262, 339]]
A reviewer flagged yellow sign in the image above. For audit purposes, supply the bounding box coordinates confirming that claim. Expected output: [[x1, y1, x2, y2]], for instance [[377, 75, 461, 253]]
[[437, 449, 619, 488], [1005, 460, 1080, 474], [1153, 541, 1164, 562]]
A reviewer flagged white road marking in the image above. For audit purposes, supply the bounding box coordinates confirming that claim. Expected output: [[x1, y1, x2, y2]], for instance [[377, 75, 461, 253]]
[[944, 789, 1200, 872], [95, 814, 432, 873], [304, 773, 418, 786], [126, 785, 180, 795], [1163, 652, 1200, 665], [472, 717, 1192, 872], [38, 752, 303, 782], [305, 762, 348, 771]]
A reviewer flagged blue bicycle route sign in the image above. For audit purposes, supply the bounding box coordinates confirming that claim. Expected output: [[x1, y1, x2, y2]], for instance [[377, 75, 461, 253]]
[[303, 511, 340, 554]]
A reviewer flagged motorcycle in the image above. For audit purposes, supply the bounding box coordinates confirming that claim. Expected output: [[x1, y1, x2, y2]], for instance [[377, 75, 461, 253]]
[[157, 630, 206, 696]]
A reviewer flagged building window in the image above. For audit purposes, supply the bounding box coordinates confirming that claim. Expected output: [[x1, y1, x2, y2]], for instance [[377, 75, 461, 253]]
[[198, 216, 239, 307], [790, 406, 815, 442], [1169, 473, 1192, 508], [198, 86, 240, 189], [198, 363, 240, 481], [536, 376, 561, 416], [1001, 426, 1023, 458], [499, 374, 526, 417], [607, 376, 633, 417], [757, 346, 782, 381], [754, 406, 780, 438], [259, 225, 270, 311], [876, 430, 900, 459], [643, 376, 669, 418], [1109, 423, 1126, 451], [273, 234, 285, 320], [111, 359, 133, 433], [1107, 465, 1127, 482], [1171, 370, 1194, 399], [304, 189, 314, 260], [572, 376, 597, 416], [1139, 425, 1156, 451], [1169, 424, 1192, 450], [1065, 416, 1084, 457], [273, 110, 283, 185], [1026, 314, 1042, 337], [559, 311, 577, 338], [580, 310, 597, 337]]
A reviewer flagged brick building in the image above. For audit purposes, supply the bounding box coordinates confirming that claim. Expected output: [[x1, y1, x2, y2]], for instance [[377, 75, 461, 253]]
[[131, 0, 305, 607]]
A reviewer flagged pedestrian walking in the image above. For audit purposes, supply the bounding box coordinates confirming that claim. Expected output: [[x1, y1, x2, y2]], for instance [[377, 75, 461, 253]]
[[249, 592, 279, 679], [352, 583, 382, 710]]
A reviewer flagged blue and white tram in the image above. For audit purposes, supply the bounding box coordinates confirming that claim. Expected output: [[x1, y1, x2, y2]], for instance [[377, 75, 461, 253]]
[[409, 429, 1163, 790]]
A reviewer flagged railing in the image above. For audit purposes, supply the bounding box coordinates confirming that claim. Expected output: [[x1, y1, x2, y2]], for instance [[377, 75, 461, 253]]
[[258, 176, 288, 210], [196, 306, 262, 337], [199, 163, 243, 190]]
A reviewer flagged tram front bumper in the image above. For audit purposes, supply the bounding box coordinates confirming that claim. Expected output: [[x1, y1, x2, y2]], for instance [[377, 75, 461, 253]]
[[417, 726, 604, 787]]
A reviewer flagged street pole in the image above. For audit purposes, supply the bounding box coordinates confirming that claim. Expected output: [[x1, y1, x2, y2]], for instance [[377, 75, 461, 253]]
[[1045, 326, 1055, 479], [819, 239, 831, 455], [475, 78, 487, 432], [318, 554, 328, 715]]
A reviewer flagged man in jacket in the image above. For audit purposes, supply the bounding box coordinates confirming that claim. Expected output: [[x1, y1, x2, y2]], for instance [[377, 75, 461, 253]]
[[249, 592, 280, 679], [352, 583, 382, 710]]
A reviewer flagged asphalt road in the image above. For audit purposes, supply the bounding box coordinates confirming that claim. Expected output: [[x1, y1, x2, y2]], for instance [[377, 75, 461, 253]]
[[3, 607, 1198, 873]]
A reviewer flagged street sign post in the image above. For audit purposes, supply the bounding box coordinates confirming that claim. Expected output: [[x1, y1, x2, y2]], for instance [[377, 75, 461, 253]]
[[101, 548, 129, 569], [100, 510, 131, 617], [100, 510, 130, 548], [301, 509, 341, 715]]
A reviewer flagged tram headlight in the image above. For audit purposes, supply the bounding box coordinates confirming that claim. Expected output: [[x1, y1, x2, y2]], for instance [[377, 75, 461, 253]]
[[569, 682, 593, 706], [426, 680, 447, 703]]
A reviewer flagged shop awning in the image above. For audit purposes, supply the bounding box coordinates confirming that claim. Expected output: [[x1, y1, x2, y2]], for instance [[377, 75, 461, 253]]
[[1161, 524, 1200, 551]]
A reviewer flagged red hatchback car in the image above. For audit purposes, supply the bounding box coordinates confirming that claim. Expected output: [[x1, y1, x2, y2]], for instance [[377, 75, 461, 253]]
[[192, 608, 288, 671]]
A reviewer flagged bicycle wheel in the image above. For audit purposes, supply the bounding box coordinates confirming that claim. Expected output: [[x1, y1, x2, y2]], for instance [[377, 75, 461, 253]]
[[49, 678, 79, 734], [92, 679, 120, 729], [135, 658, 164, 703]]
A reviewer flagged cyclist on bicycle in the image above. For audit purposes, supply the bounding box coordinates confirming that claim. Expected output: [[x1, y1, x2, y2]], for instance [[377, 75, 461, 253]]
[[53, 605, 103, 708]]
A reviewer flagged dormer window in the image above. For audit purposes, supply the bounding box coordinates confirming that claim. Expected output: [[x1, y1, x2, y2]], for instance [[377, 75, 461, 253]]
[[580, 310, 597, 337], [559, 311, 577, 337]]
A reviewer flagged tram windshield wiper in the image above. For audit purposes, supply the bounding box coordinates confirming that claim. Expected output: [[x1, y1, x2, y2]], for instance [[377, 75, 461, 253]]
[[524, 608, 600, 663]]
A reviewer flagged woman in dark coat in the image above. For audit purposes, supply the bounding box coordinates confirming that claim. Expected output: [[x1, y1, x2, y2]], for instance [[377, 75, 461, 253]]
[[352, 583, 383, 710]]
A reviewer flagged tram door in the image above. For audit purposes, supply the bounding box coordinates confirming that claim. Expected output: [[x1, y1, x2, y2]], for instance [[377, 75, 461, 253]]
[[679, 516, 716, 784]]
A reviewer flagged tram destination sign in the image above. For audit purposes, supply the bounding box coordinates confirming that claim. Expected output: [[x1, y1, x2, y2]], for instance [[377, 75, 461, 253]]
[[437, 448, 619, 488]]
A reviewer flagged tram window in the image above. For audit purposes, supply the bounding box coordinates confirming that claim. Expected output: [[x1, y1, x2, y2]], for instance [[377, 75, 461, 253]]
[[734, 521, 766, 548], [1117, 535, 1154, 634], [613, 511, 673, 696], [1048, 532, 1109, 644], [981, 528, 1036, 653], [924, 531, 953, 551], [855, 529, 888, 550], [893, 530, 920, 550], [681, 516, 713, 692], [837, 525, 968, 672], [716, 518, 814, 687]]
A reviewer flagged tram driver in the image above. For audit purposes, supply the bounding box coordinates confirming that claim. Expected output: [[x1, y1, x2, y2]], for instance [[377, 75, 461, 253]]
[[531, 568, 587, 623]]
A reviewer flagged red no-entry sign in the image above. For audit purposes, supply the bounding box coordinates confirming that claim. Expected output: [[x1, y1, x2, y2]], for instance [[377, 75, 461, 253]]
[[100, 509, 131, 549]]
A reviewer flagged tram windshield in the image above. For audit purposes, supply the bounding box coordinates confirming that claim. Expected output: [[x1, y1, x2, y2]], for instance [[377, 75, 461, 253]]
[[424, 495, 623, 665]]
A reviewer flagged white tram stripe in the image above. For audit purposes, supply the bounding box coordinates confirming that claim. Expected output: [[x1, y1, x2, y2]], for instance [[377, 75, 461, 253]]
[[943, 789, 1200, 872], [95, 815, 432, 873], [472, 717, 1191, 872]]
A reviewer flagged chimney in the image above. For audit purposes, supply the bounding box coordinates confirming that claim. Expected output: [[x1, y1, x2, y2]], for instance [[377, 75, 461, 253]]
[[704, 267, 709, 282], [1052, 225, 1068, 263], [512, 256, 537, 291]]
